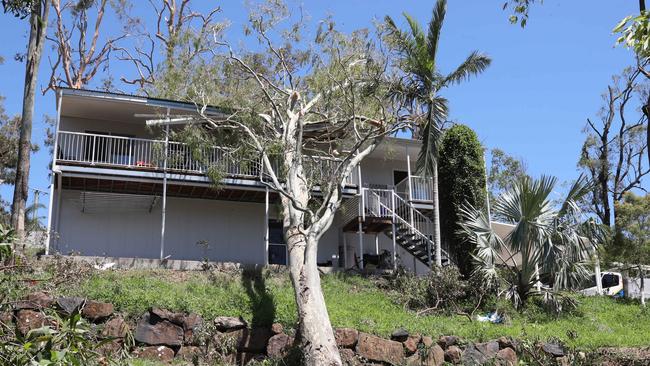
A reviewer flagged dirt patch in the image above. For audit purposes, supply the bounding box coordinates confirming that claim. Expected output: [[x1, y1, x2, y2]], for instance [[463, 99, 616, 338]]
[[595, 347, 650, 365]]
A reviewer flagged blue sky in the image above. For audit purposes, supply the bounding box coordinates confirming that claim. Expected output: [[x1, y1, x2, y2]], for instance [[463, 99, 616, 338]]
[[0, 0, 643, 221]]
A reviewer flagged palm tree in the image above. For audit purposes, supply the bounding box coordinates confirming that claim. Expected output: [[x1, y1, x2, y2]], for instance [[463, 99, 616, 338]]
[[384, 0, 491, 266], [458, 175, 606, 311]]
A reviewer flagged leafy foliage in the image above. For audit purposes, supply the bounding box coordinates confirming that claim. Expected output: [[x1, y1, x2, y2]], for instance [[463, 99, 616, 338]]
[[385, 265, 465, 311], [614, 11, 650, 59], [609, 192, 650, 265], [0, 222, 14, 264], [502, 0, 538, 27], [459, 175, 604, 312], [0, 312, 114, 365], [1, 0, 34, 18], [438, 124, 486, 276], [0, 95, 22, 185], [487, 148, 528, 206]]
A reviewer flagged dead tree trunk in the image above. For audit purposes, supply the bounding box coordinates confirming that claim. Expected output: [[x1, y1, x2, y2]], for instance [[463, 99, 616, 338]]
[[11, 0, 51, 240]]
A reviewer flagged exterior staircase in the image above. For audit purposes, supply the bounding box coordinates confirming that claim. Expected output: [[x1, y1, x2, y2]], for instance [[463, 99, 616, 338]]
[[341, 188, 451, 268]]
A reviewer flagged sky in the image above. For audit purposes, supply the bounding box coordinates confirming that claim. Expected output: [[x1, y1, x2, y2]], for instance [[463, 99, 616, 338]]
[[0, 0, 643, 222]]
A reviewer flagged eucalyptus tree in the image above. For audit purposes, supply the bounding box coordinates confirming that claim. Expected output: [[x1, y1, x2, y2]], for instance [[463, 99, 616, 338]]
[[384, 0, 491, 266], [458, 175, 605, 311], [186, 3, 407, 364]]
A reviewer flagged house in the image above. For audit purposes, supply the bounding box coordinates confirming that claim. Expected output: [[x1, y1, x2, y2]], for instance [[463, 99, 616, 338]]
[[45, 88, 452, 274]]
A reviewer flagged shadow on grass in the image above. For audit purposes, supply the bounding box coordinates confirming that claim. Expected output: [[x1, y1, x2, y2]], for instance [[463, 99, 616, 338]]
[[241, 268, 276, 327]]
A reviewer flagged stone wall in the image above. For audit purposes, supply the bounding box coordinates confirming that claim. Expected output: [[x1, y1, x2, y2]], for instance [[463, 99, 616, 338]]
[[2, 291, 578, 365]]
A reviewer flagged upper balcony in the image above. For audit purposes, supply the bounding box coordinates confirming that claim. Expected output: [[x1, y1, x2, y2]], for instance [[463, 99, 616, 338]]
[[395, 175, 433, 204], [55, 131, 359, 187], [53, 88, 431, 203]]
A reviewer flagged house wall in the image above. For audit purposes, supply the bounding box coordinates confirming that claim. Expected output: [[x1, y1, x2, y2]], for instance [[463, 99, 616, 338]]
[[53, 189, 341, 265], [360, 156, 411, 188], [60, 117, 154, 138]]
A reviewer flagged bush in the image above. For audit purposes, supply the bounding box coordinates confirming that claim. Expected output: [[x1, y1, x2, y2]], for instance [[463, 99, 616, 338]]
[[383, 265, 494, 315], [438, 125, 487, 277], [0, 312, 116, 366], [0, 223, 14, 265]]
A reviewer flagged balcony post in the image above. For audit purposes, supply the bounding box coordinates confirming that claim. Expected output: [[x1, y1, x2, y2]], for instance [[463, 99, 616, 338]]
[[406, 155, 413, 201], [91, 135, 96, 165], [46, 90, 63, 254], [406, 155, 414, 227], [375, 234, 379, 255], [358, 220, 364, 270], [160, 108, 170, 261], [391, 192, 397, 270], [128, 140, 133, 167], [264, 186, 269, 265], [342, 232, 348, 269], [360, 188, 365, 221]]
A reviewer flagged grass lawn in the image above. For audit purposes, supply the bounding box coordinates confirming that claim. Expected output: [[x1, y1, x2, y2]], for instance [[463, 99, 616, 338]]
[[54, 267, 650, 351]]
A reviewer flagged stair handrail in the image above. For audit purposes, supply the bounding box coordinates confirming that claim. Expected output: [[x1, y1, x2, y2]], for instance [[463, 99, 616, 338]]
[[365, 189, 432, 265], [392, 191, 433, 237], [364, 188, 451, 264]]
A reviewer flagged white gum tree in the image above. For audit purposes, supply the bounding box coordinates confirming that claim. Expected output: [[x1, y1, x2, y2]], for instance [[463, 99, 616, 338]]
[[184, 3, 410, 364]]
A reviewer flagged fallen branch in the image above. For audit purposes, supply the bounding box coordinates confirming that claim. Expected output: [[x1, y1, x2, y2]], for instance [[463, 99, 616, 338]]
[[0, 264, 30, 271]]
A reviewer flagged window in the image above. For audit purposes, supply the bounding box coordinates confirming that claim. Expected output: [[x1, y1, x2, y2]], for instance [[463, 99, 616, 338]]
[[602, 273, 620, 288], [268, 220, 286, 265], [393, 170, 408, 186]]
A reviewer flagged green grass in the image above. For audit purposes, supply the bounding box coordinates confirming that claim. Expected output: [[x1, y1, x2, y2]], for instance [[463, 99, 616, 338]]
[[57, 268, 650, 350]]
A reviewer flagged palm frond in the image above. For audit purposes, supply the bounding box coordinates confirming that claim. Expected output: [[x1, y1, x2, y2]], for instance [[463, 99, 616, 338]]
[[458, 201, 506, 265], [384, 15, 417, 56], [444, 51, 492, 86], [403, 12, 427, 53], [426, 0, 446, 66], [461, 174, 599, 311], [558, 174, 592, 218]]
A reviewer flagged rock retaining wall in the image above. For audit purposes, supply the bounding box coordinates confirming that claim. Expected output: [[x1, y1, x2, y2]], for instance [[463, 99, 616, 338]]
[[1, 291, 584, 365]]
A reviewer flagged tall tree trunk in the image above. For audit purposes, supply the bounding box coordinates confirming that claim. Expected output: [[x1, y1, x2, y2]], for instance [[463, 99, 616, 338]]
[[598, 136, 611, 227], [639, 267, 646, 307], [11, 0, 51, 241], [286, 226, 341, 365], [432, 162, 442, 266], [640, 0, 650, 172]]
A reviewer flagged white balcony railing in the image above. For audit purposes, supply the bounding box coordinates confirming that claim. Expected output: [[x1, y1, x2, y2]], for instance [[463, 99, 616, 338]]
[[395, 175, 433, 202], [56, 131, 358, 185]]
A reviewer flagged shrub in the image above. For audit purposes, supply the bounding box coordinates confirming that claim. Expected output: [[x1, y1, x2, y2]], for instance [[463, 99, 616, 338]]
[[0, 312, 115, 365], [384, 265, 493, 315], [438, 124, 487, 277], [0, 223, 14, 264]]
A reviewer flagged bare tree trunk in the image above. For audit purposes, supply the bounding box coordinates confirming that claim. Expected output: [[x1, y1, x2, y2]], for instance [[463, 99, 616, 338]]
[[640, 0, 649, 173], [11, 0, 51, 241], [640, 266, 646, 307], [432, 162, 442, 267], [285, 226, 342, 365]]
